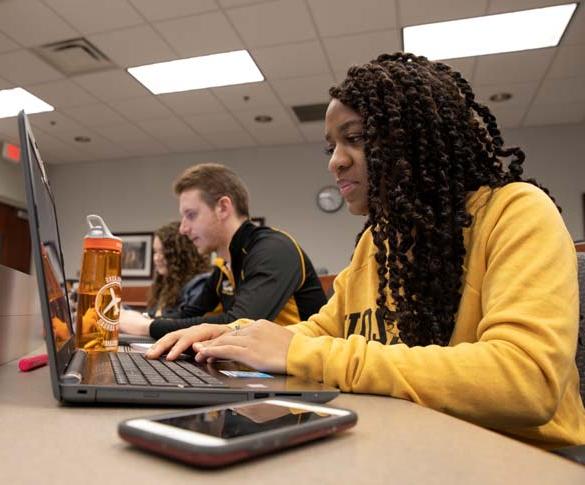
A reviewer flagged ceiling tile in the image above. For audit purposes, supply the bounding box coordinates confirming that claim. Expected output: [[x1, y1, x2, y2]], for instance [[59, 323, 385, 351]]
[[0, 50, 63, 84], [487, 0, 574, 15], [89, 25, 176, 68], [441, 57, 476, 82], [534, 77, 585, 105], [154, 11, 242, 58], [136, 116, 211, 151], [0, 76, 13, 89], [309, 0, 397, 37], [525, 101, 585, 126], [252, 41, 330, 80], [212, 82, 280, 110], [474, 82, 539, 107], [474, 48, 555, 84], [0, 31, 19, 53], [0, 0, 77, 47], [183, 112, 243, 134], [26, 79, 97, 108], [226, 0, 316, 47], [72, 70, 149, 101], [271, 74, 334, 106], [92, 121, 170, 156], [61, 102, 127, 127], [33, 131, 92, 163], [110, 96, 173, 121], [44, 0, 143, 35], [232, 105, 303, 145], [158, 90, 226, 115], [486, 103, 526, 129], [129, 0, 218, 21], [323, 30, 402, 72], [219, 0, 266, 7], [399, 0, 487, 26], [29, 111, 93, 143], [205, 129, 256, 149], [136, 116, 197, 138], [92, 121, 152, 143], [298, 120, 326, 143], [547, 44, 585, 79]]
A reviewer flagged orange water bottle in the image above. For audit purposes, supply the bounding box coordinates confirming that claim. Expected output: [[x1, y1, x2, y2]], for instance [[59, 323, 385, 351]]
[[75, 215, 122, 351]]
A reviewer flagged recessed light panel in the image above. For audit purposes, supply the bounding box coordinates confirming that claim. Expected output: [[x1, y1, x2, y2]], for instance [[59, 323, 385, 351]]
[[403, 4, 578, 60], [0, 87, 54, 119], [127, 50, 264, 95]]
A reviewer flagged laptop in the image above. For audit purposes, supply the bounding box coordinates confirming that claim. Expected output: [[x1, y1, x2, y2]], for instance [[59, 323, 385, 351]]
[[18, 110, 339, 406]]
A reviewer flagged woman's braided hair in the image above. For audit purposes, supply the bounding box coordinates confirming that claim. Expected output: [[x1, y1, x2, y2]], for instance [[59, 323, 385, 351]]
[[148, 221, 210, 312], [330, 52, 558, 347]]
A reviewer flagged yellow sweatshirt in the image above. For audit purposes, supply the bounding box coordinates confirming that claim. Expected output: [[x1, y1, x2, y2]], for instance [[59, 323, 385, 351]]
[[286, 182, 585, 449]]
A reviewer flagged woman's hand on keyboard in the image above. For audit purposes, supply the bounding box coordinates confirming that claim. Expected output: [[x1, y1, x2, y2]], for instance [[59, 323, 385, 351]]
[[191, 320, 293, 374], [145, 324, 232, 361]]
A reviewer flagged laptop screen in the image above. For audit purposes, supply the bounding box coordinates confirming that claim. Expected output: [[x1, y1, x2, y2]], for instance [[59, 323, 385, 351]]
[[19, 111, 75, 380]]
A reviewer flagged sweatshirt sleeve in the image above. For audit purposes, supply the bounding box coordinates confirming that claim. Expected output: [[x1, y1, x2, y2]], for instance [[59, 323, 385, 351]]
[[286, 186, 579, 429]]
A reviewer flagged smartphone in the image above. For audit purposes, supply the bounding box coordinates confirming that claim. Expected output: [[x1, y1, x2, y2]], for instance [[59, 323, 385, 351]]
[[118, 398, 357, 467]]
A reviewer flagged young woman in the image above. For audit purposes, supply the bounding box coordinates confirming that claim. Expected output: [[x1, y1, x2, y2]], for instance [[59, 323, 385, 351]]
[[146, 53, 585, 449], [147, 221, 211, 318]]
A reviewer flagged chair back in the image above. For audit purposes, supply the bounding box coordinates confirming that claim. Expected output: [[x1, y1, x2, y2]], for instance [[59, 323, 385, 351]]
[[575, 253, 585, 403]]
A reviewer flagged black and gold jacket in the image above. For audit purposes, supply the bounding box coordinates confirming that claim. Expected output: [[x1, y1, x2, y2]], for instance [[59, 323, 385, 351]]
[[149, 221, 326, 339]]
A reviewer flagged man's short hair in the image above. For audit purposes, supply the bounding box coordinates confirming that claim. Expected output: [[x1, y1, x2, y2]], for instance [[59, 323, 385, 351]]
[[173, 163, 250, 217]]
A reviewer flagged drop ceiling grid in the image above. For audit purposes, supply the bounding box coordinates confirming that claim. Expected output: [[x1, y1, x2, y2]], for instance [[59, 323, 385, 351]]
[[0, 0, 580, 162]]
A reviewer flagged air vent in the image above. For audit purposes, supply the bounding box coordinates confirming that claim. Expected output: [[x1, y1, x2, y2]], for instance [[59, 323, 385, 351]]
[[292, 103, 328, 123], [33, 38, 115, 76]]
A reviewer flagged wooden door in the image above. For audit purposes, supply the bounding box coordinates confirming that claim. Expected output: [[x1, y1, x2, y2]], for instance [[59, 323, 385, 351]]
[[0, 201, 31, 274]]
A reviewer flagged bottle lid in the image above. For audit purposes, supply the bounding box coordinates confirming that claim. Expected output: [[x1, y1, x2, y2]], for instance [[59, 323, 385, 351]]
[[83, 215, 122, 252]]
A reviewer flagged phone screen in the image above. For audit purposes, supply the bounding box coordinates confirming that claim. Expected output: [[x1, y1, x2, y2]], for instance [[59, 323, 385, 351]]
[[156, 402, 331, 439]]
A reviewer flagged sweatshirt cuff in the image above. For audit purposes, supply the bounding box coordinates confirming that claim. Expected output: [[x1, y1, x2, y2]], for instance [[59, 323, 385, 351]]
[[286, 333, 328, 382], [149, 319, 167, 340]]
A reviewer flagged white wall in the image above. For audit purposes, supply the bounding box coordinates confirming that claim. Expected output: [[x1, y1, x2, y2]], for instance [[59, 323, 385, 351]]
[[504, 123, 585, 240], [3, 121, 583, 279]]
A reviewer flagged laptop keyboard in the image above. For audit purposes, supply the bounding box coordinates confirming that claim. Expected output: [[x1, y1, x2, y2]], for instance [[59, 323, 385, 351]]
[[109, 353, 226, 388]]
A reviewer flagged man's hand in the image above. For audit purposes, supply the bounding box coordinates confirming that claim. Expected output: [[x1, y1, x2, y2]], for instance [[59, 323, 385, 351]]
[[145, 324, 232, 360], [191, 320, 294, 374], [119, 309, 152, 336]]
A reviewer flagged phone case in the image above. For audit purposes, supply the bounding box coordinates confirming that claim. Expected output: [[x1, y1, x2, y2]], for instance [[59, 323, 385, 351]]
[[118, 398, 357, 467]]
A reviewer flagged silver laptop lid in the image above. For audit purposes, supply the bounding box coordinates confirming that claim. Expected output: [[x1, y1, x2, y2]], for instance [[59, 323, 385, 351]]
[[19, 110, 75, 401]]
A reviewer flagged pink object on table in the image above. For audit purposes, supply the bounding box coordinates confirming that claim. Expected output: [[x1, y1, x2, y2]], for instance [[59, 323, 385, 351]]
[[18, 354, 49, 372]]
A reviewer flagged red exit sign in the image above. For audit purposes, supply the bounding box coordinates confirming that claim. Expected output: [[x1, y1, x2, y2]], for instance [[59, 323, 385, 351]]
[[1, 142, 20, 163]]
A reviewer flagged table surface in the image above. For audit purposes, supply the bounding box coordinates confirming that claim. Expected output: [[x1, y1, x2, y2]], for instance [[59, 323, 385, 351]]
[[2, 350, 585, 485]]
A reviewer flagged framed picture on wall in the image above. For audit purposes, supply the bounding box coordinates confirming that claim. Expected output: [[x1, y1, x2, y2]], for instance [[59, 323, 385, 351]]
[[114, 232, 153, 279]]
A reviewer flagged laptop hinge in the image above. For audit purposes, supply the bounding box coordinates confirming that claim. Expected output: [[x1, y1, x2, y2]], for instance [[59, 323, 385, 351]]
[[60, 349, 87, 384]]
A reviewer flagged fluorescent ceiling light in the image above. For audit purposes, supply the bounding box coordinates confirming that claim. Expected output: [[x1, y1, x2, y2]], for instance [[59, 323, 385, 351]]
[[0, 87, 54, 119], [403, 3, 577, 61], [127, 50, 264, 95]]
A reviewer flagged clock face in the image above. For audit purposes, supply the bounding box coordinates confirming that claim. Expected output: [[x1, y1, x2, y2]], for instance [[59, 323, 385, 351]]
[[317, 186, 344, 213]]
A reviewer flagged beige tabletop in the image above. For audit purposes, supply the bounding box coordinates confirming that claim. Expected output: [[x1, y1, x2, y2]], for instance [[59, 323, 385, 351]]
[[1, 353, 584, 485]]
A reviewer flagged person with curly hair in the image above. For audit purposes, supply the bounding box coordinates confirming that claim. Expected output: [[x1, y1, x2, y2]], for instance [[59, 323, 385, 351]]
[[147, 221, 211, 318], [146, 53, 585, 449]]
